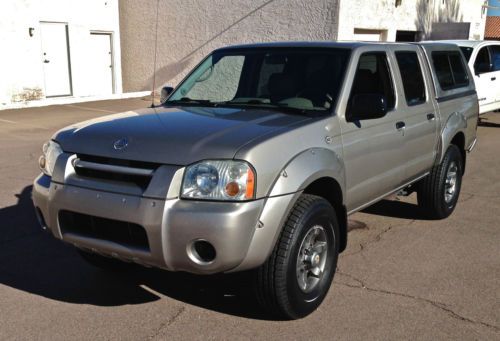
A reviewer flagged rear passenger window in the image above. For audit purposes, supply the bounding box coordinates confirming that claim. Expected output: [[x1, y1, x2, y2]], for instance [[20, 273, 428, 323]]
[[349, 52, 396, 111], [395, 52, 426, 106], [432, 51, 469, 90]]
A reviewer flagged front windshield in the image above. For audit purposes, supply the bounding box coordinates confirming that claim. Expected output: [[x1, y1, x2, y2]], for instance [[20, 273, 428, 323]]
[[166, 47, 351, 113]]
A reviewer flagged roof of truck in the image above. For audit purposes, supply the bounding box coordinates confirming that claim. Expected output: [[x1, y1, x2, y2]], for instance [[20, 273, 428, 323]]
[[216, 41, 460, 51], [427, 40, 484, 48]]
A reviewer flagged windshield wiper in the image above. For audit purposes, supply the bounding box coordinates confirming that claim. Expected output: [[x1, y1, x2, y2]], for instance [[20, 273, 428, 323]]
[[165, 97, 217, 106], [220, 100, 312, 115]]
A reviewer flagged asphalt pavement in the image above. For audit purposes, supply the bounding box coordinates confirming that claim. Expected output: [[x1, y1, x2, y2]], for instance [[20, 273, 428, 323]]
[[0, 99, 498, 340]]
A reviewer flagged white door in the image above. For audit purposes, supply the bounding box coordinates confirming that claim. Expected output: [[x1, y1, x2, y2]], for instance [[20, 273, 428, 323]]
[[40, 22, 72, 97], [472, 45, 496, 113], [489, 45, 500, 105], [88, 33, 114, 95]]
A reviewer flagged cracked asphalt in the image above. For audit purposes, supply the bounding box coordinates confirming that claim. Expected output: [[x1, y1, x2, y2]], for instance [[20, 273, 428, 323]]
[[0, 99, 498, 340]]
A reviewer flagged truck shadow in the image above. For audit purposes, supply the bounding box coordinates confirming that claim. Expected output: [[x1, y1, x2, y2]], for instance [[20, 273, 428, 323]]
[[362, 198, 433, 221], [0, 186, 270, 320]]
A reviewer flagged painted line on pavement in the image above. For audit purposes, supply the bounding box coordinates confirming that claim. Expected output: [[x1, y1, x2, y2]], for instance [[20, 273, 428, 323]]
[[65, 104, 116, 114], [0, 118, 17, 124]]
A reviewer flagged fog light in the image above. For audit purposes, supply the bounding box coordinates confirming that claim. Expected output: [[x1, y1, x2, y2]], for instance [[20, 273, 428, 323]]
[[192, 240, 216, 263]]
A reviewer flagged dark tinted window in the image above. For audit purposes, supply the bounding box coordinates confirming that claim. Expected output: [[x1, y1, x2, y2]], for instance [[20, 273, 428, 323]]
[[432, 51, 469, 90], [349, 52, 395, 112], [432, 53, 454, 89], [449, 53, 468, 86], [395, 51, 426, 105], [491, 46, 500, 71], [460, 47, 473, 62], [256, 56, 285, 97], [474, 47, 491, 74]]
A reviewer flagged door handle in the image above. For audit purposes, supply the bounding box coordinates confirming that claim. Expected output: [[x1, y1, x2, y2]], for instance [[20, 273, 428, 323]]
[[491, 77, 496, 81], [395, 121, 406, 130], [427, 113, 435, 121]]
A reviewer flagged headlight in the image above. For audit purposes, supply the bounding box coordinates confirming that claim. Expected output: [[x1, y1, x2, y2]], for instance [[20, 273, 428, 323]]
[[39, 141, 63, 176], [181, 160, 256, 201]]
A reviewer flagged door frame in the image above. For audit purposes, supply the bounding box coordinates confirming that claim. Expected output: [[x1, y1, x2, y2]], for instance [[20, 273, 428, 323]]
[[90, 31, 115, 94], [39, 21, 73, 97]]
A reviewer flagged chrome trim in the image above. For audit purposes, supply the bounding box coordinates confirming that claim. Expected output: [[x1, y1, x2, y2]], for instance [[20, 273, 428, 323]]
[[72, 158, 154, 177]]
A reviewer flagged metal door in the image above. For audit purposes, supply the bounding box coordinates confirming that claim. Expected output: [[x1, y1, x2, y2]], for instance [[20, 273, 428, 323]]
[[88, 33, 114, 95], [40, 22, 72, 97]]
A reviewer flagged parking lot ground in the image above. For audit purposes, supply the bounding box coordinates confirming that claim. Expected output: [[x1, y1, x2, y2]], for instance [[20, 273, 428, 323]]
[[0, 100, 499, 340]]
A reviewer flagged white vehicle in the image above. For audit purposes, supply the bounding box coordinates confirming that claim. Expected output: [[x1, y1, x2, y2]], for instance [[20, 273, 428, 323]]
[[448, 40, 500, 115]]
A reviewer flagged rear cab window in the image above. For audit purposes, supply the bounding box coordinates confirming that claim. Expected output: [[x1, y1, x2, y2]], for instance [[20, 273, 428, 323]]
[[431, 51, 469, 90]]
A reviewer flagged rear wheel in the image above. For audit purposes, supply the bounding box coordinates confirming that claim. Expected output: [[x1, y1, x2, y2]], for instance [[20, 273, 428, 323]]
[[255, 194, 339, 319], [418, 144, 463, 219]]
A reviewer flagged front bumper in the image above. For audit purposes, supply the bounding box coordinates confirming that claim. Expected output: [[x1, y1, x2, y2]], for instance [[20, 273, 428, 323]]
[[32, 173, 293, 274]]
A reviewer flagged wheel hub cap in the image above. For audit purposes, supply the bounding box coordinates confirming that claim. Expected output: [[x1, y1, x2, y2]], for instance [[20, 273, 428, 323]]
[[296, 225, 328, 293], [445, 161, 458, 203]]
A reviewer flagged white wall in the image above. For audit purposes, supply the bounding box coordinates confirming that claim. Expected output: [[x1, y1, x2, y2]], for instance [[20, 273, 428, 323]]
[[337, 0, 486, 42], [0, 0, 122, 105]]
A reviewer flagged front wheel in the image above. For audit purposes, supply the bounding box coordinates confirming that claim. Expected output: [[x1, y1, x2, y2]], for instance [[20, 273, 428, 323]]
[[418, 144, 463, 219], [255, 194, 339, 319]]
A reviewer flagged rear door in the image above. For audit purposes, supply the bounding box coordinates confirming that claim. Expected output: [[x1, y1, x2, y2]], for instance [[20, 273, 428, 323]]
[[390, 45, 438, 181], [338, 49, 406, 212]]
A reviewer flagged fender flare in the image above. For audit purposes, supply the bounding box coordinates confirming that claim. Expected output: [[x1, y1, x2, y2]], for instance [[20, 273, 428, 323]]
[[436, 112, 467, 165], [230, 148, 346, 272], [268, 147, 346, 199]]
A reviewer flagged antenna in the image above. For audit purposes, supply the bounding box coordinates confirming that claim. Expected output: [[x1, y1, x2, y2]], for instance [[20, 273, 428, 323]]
[[150, 0, 160, 108]]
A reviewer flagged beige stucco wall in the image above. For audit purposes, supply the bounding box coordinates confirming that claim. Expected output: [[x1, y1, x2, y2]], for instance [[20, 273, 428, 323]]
[[120, 0, 487, 93], [337, 0, 486, 41], [119, 0, 340, 92]]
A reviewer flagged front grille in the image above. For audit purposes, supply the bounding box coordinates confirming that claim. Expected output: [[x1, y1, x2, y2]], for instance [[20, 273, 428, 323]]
[[59, 210, 150, 251], [73, 154, 159, 189]]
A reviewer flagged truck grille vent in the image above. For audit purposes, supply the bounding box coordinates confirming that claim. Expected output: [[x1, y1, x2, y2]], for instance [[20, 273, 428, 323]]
[[73, 154, 159, 189], [59, 210, 150, 251]]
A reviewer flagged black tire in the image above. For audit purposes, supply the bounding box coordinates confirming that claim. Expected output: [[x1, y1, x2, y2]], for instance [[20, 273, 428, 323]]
[[255, 194, 340, 319], [418, 144, 463, 219], [78, 250, 136, 272]]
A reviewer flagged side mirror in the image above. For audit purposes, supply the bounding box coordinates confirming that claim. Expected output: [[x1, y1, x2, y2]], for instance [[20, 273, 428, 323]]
[[475, 63, 491, 75], [160, 86, 174, 103], [347, 94, 388, 122]]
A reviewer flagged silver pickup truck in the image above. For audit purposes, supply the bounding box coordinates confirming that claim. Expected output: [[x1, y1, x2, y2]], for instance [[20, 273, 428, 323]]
[[33, 42, 478, 319]]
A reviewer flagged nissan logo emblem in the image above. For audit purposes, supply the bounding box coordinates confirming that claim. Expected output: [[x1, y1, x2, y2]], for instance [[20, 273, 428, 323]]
[[113, 138, 129, 151]]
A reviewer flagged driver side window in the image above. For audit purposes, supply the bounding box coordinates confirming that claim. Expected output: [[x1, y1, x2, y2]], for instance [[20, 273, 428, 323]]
[[347, 52, 395, 121], [474, 47, 491, 74]]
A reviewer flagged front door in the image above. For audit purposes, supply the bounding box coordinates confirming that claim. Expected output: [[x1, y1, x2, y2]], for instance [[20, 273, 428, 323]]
[[40, 22, 72, 97], [339, 50, 406, 212], [88, 33, 114, 95], [472, 45, 496, 113], [489, 45, 500, 105]]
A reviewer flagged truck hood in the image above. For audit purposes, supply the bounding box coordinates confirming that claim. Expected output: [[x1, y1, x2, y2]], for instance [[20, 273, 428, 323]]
[[54, 106, 311, 165]]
